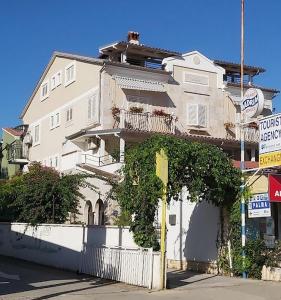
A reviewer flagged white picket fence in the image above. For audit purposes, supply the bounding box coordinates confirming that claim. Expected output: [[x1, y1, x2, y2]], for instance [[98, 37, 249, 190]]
[[79, 247, 154, 288]]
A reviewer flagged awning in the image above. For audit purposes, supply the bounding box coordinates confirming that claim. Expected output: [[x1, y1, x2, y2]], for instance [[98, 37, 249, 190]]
[[113, 75, 166, 92]]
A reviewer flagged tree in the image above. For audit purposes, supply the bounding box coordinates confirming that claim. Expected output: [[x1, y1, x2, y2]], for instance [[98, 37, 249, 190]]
[[112, 135, 241, 249], [0, 163, 95, 224]]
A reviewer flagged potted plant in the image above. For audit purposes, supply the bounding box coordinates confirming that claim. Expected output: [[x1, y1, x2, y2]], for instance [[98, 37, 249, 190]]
[[248, 122, 258, 130], [129, 106, 144, 114], [111, 106, 120, 120], [152, 109, 170, 117], [224, 122, 235, 129]]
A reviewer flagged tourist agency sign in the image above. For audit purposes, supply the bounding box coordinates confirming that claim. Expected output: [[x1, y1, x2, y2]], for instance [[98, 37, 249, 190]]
[[259, 113, 281, 168]]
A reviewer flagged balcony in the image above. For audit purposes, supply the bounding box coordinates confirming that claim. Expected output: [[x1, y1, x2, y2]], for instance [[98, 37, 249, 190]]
[[7, 141, 28, 164], [79, 153, 123, 179], [118, 110, 176, 134], [225, 123, 259, 143]]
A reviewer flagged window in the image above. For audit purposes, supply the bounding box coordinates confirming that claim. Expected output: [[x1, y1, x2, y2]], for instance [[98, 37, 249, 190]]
[[51, 71, 62, 90], [49, 155, 59, 169], [40, 81, 49, 100], [50, 111, 60, 129], [87, 94, 98, 123], [51, 76, 56, 90], [34, 124, 40, 145], [66, 107, 73, 122], [65, 62, 76, 86], [187, 104, 207, 128]]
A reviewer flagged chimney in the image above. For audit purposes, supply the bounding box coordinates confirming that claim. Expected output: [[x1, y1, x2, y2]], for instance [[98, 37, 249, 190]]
[[127, 31, 140, 45]]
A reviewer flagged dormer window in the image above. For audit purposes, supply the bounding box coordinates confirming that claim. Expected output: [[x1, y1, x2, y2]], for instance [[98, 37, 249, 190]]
[[65, 61, 76, 87]]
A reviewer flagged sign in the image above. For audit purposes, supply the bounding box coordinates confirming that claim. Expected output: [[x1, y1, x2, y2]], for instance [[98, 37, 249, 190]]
[[241, 88, 264, 118], [259, 113, 281, 168], [156, 149, 168, 185], [269, 174, 281, 202], [248, 193, 271, 218]]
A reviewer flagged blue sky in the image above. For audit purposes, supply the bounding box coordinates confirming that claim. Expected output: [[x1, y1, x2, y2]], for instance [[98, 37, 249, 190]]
[[0, 0, 280, 133]]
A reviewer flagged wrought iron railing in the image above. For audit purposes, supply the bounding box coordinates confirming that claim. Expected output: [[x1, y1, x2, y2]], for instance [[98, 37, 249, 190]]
[[81, 153, 123, 167], [126, 57, 163, 70], [7, 140, 26, 162], [223, 74, 252, 85]]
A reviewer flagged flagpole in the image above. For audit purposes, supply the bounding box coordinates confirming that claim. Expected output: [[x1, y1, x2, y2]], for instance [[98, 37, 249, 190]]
[[240, 0, 247, 279]]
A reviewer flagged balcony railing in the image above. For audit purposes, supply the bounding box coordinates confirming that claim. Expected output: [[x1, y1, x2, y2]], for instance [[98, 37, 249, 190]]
[[7, 141, 28, 164], [81, 153, 121, 167], [119, 111, 176, 134], [225, 125, 259, 143], [243, 127, 259, 143], [126, 57, 163, 70], [223, 74, 252, 85]]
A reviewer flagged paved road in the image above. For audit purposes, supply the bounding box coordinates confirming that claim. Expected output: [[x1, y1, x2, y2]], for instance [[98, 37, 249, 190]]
[[1, 255, 281, 299]]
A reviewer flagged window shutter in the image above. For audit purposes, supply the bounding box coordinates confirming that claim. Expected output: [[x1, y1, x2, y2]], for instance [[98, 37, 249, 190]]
[[188, 104, 198, 126], [198, 104, 207, 127], [88, 94, 98, 122]]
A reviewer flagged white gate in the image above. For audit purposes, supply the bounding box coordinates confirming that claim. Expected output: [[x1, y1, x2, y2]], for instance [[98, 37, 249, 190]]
[[79, 247, 154, 288]]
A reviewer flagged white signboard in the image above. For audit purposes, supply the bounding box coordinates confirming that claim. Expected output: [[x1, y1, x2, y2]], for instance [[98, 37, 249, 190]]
[[241, 88, 264, 118], [259, 113, 281, 155], [248, 193, 271, 218], [259, 113, 281, 168]]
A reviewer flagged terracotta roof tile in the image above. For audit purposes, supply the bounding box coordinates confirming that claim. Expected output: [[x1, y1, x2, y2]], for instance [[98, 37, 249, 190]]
[[3, 128, 23, 137]]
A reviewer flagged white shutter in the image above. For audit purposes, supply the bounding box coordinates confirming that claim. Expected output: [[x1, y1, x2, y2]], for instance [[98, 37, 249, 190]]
[[88, 94, 99, 123], [188, 104, 198, 126], [198, 104, 207, 127]]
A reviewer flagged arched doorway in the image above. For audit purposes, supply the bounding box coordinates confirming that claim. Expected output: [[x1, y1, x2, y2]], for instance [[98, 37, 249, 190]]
[[94, 199, 105, 225], [84, 200, 93, 225]]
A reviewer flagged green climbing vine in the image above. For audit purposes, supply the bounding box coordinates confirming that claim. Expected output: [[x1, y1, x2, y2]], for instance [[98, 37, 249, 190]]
[[111, 135, 241, 249]]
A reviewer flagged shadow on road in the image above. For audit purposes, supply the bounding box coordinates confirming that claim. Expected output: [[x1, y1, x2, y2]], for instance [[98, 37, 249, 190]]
[[167, 269, 218, 289], [0, 255, 117, 299]]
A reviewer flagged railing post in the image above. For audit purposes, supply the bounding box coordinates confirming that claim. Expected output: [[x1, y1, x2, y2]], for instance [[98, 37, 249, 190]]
[[171, 115, 176, 134], [120, 138, 125, 163], [120, 109, 125, 129], [147, 112, 151, 131]]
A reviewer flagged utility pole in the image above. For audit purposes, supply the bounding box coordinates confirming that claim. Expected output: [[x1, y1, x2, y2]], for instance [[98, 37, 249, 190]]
[[240, 0, 247, 279]]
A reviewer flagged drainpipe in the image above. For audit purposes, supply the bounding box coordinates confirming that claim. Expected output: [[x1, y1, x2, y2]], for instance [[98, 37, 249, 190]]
[[99, 62, 106, 125]]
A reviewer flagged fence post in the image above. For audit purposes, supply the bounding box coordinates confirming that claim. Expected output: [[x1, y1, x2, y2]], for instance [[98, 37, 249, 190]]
[[148, 248, 153, 289]]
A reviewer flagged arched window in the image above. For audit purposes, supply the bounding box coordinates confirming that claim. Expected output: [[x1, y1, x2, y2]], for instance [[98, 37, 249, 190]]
[[84, 200, 93, 225], [94, 199, 105, 225]]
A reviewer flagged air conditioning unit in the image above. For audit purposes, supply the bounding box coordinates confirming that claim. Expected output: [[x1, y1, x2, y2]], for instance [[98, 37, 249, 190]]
[[87, 138, 99, 150]]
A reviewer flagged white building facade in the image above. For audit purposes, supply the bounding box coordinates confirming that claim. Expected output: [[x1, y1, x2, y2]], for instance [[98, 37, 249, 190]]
[[14, 32, 278, 271]]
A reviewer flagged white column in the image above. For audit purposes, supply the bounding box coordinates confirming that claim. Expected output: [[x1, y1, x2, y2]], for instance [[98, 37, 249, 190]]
[[120, 138, 125, 163], [251, 147, 256, 162], [99, 138, 105, 165]]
